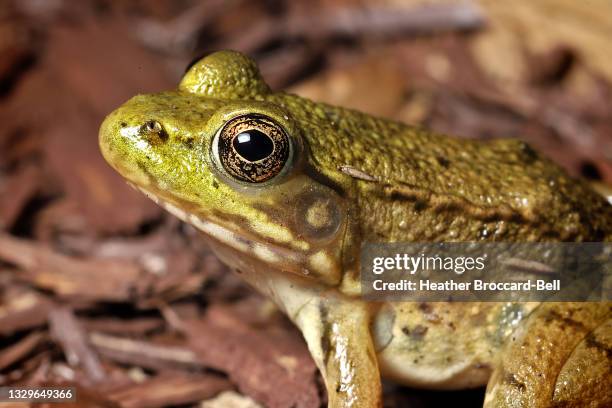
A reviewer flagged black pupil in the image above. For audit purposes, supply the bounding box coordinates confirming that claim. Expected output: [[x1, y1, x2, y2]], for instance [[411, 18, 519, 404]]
[[232, 130, 274, 162]]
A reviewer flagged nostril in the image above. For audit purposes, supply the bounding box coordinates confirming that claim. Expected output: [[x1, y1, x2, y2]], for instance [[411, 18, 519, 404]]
[[144, 120, 161, 132], [140, 120, 168, 144]]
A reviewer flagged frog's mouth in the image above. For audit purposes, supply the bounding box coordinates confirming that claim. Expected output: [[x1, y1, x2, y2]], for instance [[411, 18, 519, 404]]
[[132, 184, 317, 279]]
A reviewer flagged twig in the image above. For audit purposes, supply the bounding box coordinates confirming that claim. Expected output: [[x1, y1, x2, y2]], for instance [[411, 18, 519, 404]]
[[49, 307, 106, 383]]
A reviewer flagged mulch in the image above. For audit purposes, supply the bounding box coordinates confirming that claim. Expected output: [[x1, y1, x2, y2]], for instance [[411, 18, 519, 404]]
[[0, 1, 610, 407]]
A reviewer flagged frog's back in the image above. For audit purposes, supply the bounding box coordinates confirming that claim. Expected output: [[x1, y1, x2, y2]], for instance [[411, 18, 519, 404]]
[[268, 92, 612, 242]]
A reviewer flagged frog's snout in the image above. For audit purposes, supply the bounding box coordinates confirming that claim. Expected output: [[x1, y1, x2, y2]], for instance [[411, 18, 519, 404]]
[[99, 111, 121, 165], [99, 108, 162, 187], [101, 104, 165, 156]]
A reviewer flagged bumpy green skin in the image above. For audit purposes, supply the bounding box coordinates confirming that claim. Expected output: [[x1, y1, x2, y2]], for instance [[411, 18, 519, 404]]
[[268, 94, 611, 243], [100, 51, 612, 408]]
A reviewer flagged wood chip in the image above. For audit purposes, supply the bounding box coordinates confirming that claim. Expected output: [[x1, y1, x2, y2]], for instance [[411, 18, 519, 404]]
[[0, 233, 144, 302], [81, 317, 165, 337], [0, 163, 41, 230], [184, 307, 321, 408], [201, 390, 263, 408], [89, 332, 201, 372], [287, 3, 486, 39], [0, 331, 45, 371], [109, 372, 232, 408], [0, 284, 54, 336], [49, 307, 106, 383]]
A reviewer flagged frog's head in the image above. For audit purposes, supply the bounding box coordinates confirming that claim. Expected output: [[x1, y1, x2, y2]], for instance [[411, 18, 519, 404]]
[[100, 51, 352, 287]]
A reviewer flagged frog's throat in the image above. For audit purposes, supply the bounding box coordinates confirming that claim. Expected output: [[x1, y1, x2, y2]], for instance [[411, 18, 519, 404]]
[[133, 184, 308, 273]]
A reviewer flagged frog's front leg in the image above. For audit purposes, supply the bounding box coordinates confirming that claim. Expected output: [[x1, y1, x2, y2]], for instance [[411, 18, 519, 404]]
[[293, 295, 382, 408]]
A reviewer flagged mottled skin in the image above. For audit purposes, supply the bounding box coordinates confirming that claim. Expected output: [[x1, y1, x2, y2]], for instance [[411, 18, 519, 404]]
[[99, 51, 612, 407]]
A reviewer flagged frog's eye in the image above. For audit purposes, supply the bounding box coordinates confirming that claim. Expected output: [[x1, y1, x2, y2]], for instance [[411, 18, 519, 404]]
[[215, 115, 290, 183]]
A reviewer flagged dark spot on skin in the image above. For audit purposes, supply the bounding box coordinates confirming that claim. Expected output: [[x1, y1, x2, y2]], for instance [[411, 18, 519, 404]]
[[437, 156, 450, 168], [584, 332, 612, 358], [212, 180, 219, 189], [321, 334, 332, 366], [504, 372, 526, 392], [158, 129, 168, 142], [508, 212, 525, 223], [543, 310, 587, 331], [319, 304, 332, 365], [389, 190, 405, 202], [120, 122, 127, 128], [183, 137, 195, 149], [418, 302, 432, 313], [402, 325, 428, 340], [414, 200, 428, 212], [233, 234, 253, 250]]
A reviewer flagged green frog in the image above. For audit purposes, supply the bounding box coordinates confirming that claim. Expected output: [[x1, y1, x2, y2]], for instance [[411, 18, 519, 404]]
[[99, 51, 611, 407]]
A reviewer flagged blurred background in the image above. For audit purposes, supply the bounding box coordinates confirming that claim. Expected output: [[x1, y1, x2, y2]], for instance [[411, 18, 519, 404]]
[[0, 0, 611, 407]]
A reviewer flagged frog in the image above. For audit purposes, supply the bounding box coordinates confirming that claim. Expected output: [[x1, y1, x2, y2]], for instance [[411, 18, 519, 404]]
[[99, 50, 612, 408]]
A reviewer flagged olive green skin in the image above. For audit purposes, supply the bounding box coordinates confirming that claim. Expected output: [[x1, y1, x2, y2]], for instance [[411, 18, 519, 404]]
[[100, 51, 612, 408]]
